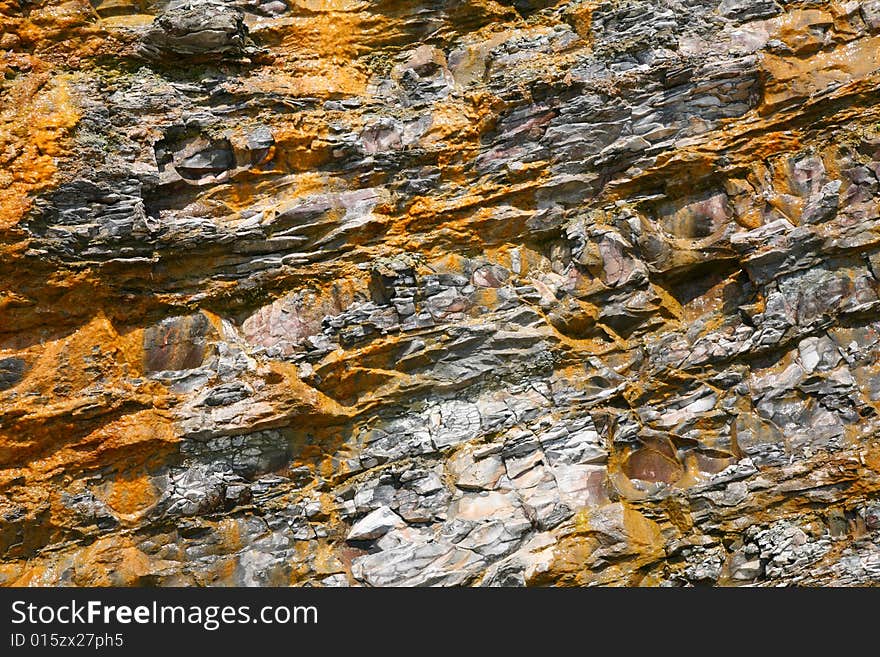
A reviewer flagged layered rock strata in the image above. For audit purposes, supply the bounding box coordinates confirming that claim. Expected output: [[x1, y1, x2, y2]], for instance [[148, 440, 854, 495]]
[[2, 0, 880, 586]]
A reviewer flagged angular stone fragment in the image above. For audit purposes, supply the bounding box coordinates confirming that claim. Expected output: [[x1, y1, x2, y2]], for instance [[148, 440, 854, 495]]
[[719, 0, 781, 21], [140, 2, 251, 60], [347, 506, 406, 541], [0, 358, 25, 391], [143, 313, 212, 372], [448, 446, 505, 491]]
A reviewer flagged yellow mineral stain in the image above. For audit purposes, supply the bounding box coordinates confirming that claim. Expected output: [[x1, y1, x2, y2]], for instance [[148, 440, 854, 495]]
[[862, 441, 880, 473], [621, 503, 664, 556], [769, 8, 833, 55], [0, 562, 24, 586], [99, 14, 154, 29], [217, 518, 245, 553], [538, 502, 665, 586], [761, 36, 880, 113]]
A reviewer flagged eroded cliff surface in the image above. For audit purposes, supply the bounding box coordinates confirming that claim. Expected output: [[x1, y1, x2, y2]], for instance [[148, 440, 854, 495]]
[[3, 0, 880, 586]]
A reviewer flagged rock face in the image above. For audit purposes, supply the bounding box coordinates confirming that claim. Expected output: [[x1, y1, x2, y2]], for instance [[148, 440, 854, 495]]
[[3, 0, 880, 587]]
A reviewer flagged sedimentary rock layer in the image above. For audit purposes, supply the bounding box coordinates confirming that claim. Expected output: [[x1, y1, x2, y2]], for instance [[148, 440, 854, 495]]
[[2, 0, 880, 586]]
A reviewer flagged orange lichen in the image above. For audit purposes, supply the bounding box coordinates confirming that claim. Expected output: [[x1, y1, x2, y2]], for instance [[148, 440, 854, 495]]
[[64, 537, 154, 586], [270, 117, 335, 172], [0, 313, 176, 478], [3, 0, 118, 66], [23, 0, 99, 36], [3, 532, 166, 586], [246, 1, 374, 98], [5, 409, 177, 482], [0, 71, 80, 229], [92, 469, 162, 519], [564, 0, 598, 44]]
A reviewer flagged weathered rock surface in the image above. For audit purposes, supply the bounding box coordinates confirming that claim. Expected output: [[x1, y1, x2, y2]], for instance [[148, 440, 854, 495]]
[[3, 0, 880, 587]]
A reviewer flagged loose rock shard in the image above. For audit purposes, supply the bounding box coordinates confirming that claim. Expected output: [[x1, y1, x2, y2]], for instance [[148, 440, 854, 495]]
[[347, 507, 407, 542], [0, 358, 26, 391], [140, 1, 251, 61]]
